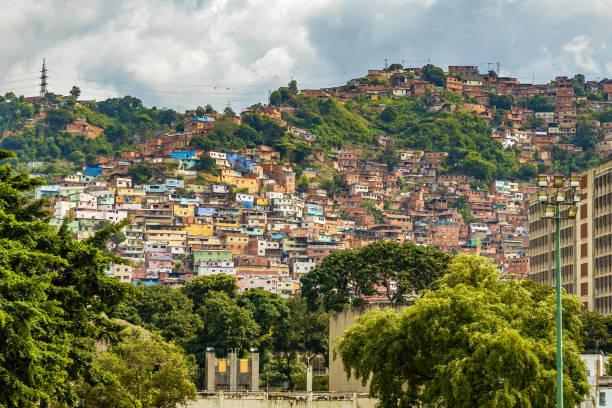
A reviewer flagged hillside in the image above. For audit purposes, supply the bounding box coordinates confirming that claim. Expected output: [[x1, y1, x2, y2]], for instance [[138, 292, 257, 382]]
[[1, 69, 611, 183]]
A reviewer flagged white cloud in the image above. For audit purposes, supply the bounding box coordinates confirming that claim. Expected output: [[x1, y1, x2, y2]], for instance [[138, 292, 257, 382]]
[[1, 0, 612, 109], [563, 36, 600, 73]]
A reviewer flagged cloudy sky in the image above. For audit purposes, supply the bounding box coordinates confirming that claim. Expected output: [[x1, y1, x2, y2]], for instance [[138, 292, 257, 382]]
[[1, 0, 612, 111]]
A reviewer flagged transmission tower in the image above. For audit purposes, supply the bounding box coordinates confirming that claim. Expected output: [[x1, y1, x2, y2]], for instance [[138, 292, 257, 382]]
[[39, 58, 48, 98]]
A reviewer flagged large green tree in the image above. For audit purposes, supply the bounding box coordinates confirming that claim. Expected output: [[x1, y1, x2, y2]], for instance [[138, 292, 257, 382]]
[[76, 328, 197, 408], [187, 291, 260, 362], [0, 150, 130, 407], [110, 285, 201, 347], [336, 255, 589, 408], [301, 241, 451, 312]]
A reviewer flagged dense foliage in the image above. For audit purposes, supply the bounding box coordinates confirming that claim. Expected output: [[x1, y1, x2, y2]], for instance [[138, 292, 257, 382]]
[[0, 149, 133, 407], [76, 328, 197, 408], [336, 255, 589, 408], [301, 240, 452, 312], [110, 274, 329, 390], [0, 93, 178, 164]]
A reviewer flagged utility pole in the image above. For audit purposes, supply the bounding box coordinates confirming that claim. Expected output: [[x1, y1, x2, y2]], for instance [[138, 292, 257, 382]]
[[39, 58, 48, 98], [384, 58, 388, 69], [497, 62, 500, 75]]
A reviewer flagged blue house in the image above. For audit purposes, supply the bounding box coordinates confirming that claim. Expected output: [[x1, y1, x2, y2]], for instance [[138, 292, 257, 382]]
[[165, 178, 184, 188], [85, 166, 103, 176], [171, 151, 197, 159], [197, 207, 217, 216], [144, 184, 167, 193]]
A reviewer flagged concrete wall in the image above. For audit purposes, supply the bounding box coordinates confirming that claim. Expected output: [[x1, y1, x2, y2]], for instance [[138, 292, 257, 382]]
[[328, 304, 409, 392], [186, 392, 377, 408]]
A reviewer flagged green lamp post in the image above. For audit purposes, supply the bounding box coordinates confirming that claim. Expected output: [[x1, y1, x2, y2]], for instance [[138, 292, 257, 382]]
[[537, 174, 581, 408]]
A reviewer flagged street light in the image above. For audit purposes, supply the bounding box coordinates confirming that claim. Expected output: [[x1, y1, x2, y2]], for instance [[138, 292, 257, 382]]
[[537, 174, 580, 408]]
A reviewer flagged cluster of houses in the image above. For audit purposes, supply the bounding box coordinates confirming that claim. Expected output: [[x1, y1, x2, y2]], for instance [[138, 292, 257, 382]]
[[28, 64, 612, 298], [301, 65, 612, 166], [34, 123, 532, 298]]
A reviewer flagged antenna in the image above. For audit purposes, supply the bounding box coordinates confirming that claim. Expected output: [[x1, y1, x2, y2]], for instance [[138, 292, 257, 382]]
[[39, 58, 48, 98]]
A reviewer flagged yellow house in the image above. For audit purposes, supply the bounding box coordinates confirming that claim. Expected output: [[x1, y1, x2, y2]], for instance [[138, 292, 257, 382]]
[[214, 222, 241, 234], [116, 188, 146, 196], [173, 204, 195, 217], [256, 197, 269, 206], [116, 195, 143, 204], [221, 169, 259, 194], [115, 187, 146, 204], [183, 223, 214, 236], [221, 169, 241, 183], [145, 230, 187, 246], [234, 177, 259, 194]]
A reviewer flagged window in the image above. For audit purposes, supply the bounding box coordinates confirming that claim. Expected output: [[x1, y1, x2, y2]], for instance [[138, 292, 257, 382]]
[[581, 204, 588, 220], [600, 391, 606, 406], [581, 223, 588, 239], [581, 243, 588, 258], [581, 263, 589, 277]]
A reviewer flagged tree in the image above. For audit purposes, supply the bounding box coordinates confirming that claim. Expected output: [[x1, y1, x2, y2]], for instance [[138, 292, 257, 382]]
[[104, 122, 129, 144], [517, 163, 538, 181], [301, 241, 451, 312], [579, 309, 612, 354], [421, 64, 446, 87], [0, 149, 130, 407], [489, 93, 515, 110], [527, 94, 555, 112], [110, 285, 201, 347], [70, 85, 81, 99], [45, 108, 74, 129], [379, 106, 397, 123], [387, 63, 403, 71], [288, 80, 298, 96], [238, 289, 290, 340], [128, 164, 154, 184], [375, 144, 400, 170], [187, 291, 260, 361], [336, 255, 589, 408], [181, 274, 238, 309], [574, 120, 600, 152], [223, 106, 236, 118], [77, 328, 197, 408], [110, 231, 126, 245], [195, 106, 206, 117], [195, 154, 218, 173]]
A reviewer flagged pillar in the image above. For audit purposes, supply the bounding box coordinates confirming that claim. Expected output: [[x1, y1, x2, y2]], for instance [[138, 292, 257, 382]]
[[251, 351, 259, 391], [229, 352, 237, 391], [206, 348, 216, 391]]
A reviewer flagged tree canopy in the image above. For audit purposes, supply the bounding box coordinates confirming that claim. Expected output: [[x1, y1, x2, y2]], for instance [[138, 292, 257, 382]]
[[0, 149, 131, 407], [421, 64, 446, 87], [76, 327, 197, 408], [336, 255, 589, 408], [301, 240, 451, 312]]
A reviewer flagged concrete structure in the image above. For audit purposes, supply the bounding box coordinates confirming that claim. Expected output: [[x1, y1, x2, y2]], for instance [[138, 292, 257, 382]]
[[328, 303, 409, 392], [205, 349, 259, 391], [529, 160, 612, 313], [186, 392, 376, 408]]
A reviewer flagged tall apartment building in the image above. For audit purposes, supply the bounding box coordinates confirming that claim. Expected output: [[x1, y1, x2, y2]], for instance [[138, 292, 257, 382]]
[[529, 160, 612, 313]]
